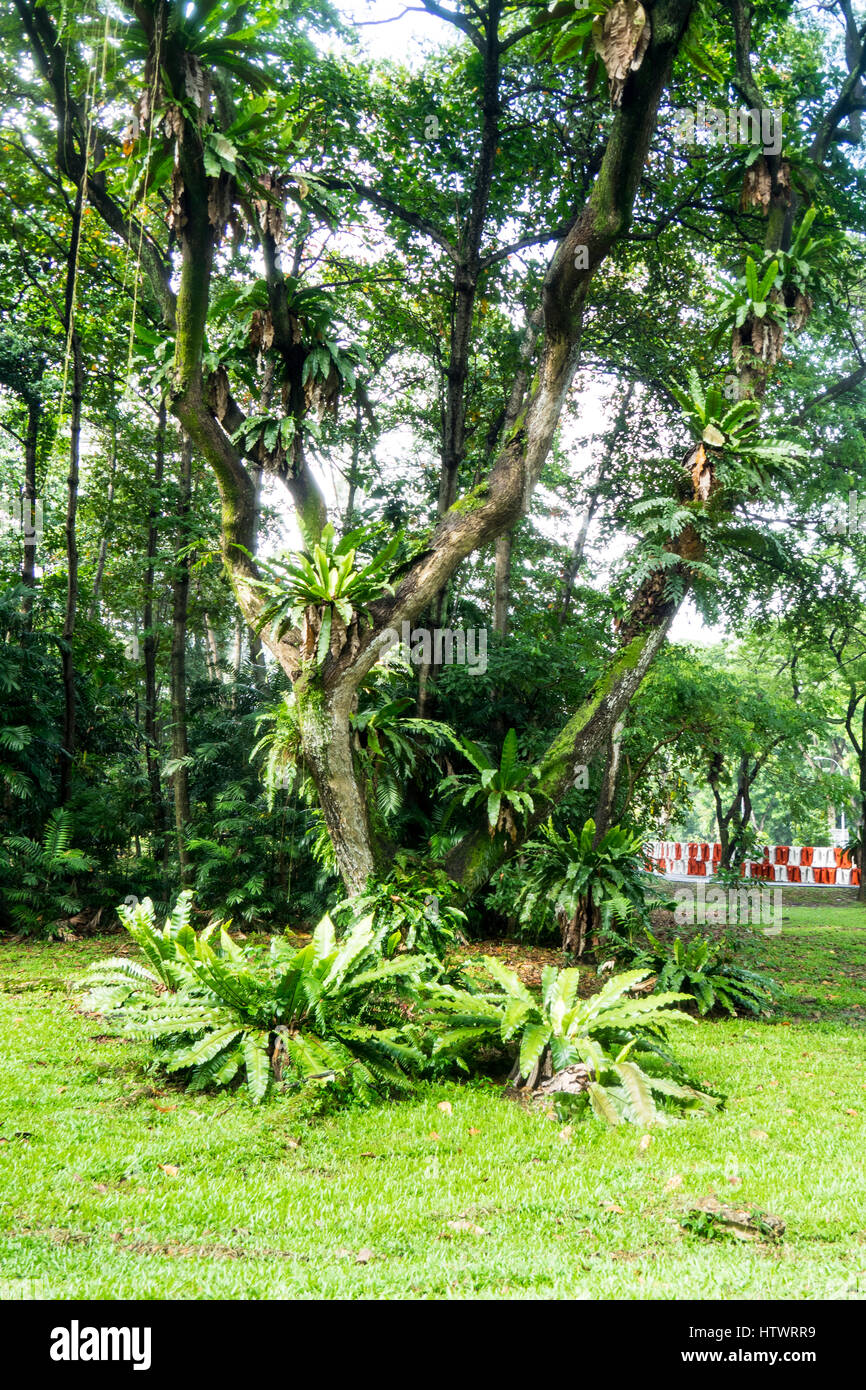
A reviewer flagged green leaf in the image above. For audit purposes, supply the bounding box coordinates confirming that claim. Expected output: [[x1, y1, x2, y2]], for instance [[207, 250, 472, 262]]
[[481, 956, 535, 1004], [587, 1081, 621, 1125], [518, 1021, 552, 1079], [241, 1033, 270, 1102], [615, 1060, 656, 1125]]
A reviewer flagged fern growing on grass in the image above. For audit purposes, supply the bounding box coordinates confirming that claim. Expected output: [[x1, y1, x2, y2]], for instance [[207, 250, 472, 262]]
[[607, 927, 780, 1017], [423, 958, 721, 1126], [79, 893, 428, 1103]]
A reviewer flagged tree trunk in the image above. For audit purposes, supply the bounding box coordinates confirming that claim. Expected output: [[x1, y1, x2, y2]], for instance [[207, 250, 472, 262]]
[[593, 716, 625, 842], [562, 894, 597, 960], [58, 174, 84, 807], [294, 674, 386, 891], [203, 611, 221, 682], [493, 528, 513, 636], [88, 398, 118, 621], [21, 395, 40, 622], [143, 401, 167, 850], [445, 616, 675, 893], [344, 388, 362, 529], [58, 330, 81, 807], [247, 460, 266, 682], [170, 433, 192, 883], [859, 702, 866, 902]]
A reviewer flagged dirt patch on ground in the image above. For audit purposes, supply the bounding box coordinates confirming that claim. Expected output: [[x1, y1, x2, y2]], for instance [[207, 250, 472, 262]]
[[454, 940, 607, 995]]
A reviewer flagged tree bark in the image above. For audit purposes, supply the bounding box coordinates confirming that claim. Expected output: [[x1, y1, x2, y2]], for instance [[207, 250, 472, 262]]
[[170, 433, 192, 883], [88, 398, 118, 621], [859, 699, 866, 902], [58, 329, 81, 807], [493, 528, 513, 636], [58, 174, 84, 807], [593, 715, 625, 843], [294, 671, 385, 891], [247, 460, 266, 683], [143, 400, 167, 849], [21, 395, 40, 620]]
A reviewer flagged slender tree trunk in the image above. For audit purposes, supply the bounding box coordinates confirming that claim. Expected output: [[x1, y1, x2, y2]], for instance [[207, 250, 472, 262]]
[[143, 401, 167, 848], [203, 611, 221, 681], [593, 716, 625, 842], [57, 171, 85, 807], [344, 389, 362, 529], [493, 528, 513, 636], [88, 399, 118, 620], [247, 460, 266, 682], [58, 332, 81, 806], [710, 771, 732, 867], [21, 396, 40, 622], [171, 434, 192, 883]]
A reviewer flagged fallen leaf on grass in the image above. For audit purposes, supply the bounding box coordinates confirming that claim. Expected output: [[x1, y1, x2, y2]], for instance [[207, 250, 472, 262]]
[[158, 1164, 179, 1177], [469, 1127, 480, 1136], [355, 1247, 374, 1264], [428, 1130, 440, 1141], [558, 1126, 573, 1141], [749, 1129, 769, 1142], [665, 1174, 683, 1191], [639, 1134, 652, 1152], [437, 1101, 453, 1117], [444, 1220, 486, 1236], [285, 1138, 300, 1149], [600, 1201, 625, 1214], [152, 1104, 176, 1114]]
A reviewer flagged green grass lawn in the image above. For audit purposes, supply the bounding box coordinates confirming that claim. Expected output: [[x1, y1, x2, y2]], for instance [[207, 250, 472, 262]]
[[1, 906, 865, 1299]]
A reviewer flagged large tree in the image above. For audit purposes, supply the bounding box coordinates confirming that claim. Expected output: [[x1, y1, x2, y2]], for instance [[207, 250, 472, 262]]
[[10, 0, 866, 892]]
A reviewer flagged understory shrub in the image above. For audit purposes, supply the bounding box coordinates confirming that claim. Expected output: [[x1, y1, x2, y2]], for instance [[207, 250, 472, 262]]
[[79, 893, 726, 1123], [0, 809, 95, 935], [79, 894, 428, 1103], [331, 859, 467, 962], [422, 958, 723, 1126], [512, 817, 651, 954], [604, 920, 780, 1016]]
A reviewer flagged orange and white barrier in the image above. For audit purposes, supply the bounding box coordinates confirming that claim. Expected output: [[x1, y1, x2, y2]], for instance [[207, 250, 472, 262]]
[[643, 840, 859, 886]]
